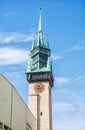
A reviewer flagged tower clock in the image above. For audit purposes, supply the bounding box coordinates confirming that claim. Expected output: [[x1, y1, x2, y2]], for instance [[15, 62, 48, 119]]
[[34, 83, 45, 93]]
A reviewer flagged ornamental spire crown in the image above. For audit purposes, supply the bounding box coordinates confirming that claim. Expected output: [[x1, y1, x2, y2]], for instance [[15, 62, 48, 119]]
[[27, 9, 52, 73]]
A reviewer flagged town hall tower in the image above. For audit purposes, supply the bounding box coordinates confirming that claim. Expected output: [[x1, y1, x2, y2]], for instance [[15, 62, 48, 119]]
[[26, 10, 54, 130]]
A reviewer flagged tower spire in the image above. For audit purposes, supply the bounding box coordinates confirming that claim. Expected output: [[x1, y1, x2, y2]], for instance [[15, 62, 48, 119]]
[[37, 7, 43, 46]]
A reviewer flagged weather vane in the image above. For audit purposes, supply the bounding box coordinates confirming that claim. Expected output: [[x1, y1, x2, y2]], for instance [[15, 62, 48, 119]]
[[39, 6, 42, 15], [39, 7, 42, 10]]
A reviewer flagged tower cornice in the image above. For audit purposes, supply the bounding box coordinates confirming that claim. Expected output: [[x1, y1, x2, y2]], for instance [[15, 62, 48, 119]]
[[26, 71, 54, 87]]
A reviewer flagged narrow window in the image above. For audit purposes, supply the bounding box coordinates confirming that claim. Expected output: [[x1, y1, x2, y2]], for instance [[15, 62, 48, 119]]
[[0, 122, 3, 130], [4, 125, 8, 130], [26, 122, 31, 130], [40, 112, 43, 116]]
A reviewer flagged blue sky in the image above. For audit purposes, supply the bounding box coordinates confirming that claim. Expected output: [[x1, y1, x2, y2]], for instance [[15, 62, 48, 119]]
[[0, 0, 85, 130]]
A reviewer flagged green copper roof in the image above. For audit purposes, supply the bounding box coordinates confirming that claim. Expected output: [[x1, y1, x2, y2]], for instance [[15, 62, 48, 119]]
[[27, 66, 51, 73], [27, 11, 52, 73]]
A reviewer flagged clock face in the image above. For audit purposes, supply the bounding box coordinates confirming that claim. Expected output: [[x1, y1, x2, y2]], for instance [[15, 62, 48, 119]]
[[34, 83, 44, 93]]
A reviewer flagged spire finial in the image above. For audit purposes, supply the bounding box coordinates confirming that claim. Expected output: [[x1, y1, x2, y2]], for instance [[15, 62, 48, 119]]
[[46, 34, 49, 48], [37, 6, 43, 46], [39, 5, 42, 12], [39, 6, 42, 11], [38, 6, 42, 31], [32, 35, 35, 50]]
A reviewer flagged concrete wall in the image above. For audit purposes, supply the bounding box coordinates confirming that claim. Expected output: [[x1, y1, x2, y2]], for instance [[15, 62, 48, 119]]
[[0, 73, 36, 130]]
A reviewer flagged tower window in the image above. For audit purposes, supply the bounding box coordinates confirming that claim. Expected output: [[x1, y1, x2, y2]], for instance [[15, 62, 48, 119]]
[[40, 112, 43, 116]]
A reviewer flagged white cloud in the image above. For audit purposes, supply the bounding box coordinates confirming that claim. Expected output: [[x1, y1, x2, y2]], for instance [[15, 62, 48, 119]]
[[58, 40, 85, 56], [55, 77, 70, 86], [54, 74, 85, 87], [53, 118, 85, 130], [53, 101, 75, 112], [69, 74, 85, 84], [51, 53, 63, 60], [0, 32, 35, 44], [69, 46, 84, 52], [0, 47, 30, 65], [65, 41, 85, 54], [52, 99, 85, 130], [0, 11, 15, 16]]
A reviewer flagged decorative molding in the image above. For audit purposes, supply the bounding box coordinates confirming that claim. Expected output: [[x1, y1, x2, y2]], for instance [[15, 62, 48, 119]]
[[26, 71, 54, 87]]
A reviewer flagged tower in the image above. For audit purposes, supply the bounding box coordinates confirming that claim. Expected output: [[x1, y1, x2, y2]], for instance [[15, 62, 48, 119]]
[[26, 9, 54, 130]]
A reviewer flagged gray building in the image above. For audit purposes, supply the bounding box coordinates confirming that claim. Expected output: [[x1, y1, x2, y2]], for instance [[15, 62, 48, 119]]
[[0, 73, 37, 130]]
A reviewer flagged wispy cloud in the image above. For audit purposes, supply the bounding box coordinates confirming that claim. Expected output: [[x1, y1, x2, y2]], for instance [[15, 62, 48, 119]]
[[51, 53, 63, 60], [55, 77, 70, 86], [53, 117, 85, 130], [53, 101, 75, 112], [0, 10, 15, 16], [0, 47, 30, 65], [54, 74, 85, 87], [64, 40, 85, 54], [53, 92, 85, 114], [52, 93, 85, 130], [51, 41, 85, 61], [0, 32, 35, 44], [4, 12, 15, 16], [69, 74, 85, 85]]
